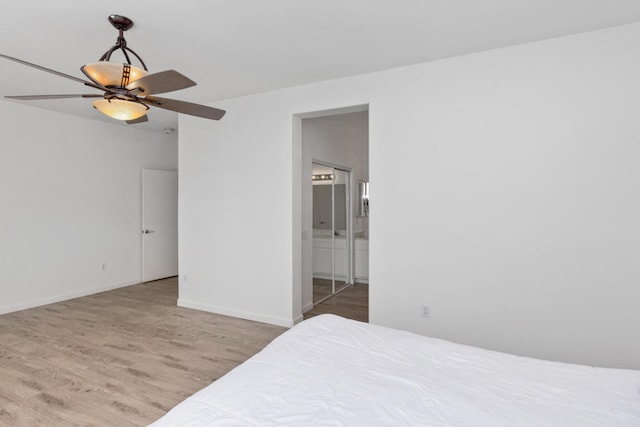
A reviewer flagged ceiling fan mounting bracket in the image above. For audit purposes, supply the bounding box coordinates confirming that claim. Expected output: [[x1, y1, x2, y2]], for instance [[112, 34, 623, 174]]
[[108, 15, 134, 32]]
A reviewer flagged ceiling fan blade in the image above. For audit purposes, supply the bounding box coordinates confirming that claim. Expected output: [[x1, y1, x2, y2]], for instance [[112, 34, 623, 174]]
[[126, 70, 196, 95], [144, 96, 226, 120], [0, 53, 106, 91], [126, 115, 148, 125], [5, 94, 103, 100]]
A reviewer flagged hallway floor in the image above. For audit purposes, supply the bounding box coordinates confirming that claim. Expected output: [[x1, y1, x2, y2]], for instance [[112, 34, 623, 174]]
[[304, 281, 368, 323]]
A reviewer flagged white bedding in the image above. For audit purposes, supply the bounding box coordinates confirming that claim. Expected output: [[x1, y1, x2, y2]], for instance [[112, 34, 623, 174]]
[[151, 314, 640, 426]]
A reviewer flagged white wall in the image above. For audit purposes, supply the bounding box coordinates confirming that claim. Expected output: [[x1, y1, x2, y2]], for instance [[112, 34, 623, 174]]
[[179, 23, 640, 369], [370, 24, 640, 370], [0, 101, 177, 314]]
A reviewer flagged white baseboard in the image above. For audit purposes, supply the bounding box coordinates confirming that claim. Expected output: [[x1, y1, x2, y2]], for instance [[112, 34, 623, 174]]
[[313, 274, 368, 284], [313, 273, 348, 280], [178, 299, 295, 328], [302, 301, 314, 313], [0, 279, 141, 316]]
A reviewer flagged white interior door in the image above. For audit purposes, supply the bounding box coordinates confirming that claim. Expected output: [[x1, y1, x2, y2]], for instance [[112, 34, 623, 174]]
[[142, 169, 178, 282]]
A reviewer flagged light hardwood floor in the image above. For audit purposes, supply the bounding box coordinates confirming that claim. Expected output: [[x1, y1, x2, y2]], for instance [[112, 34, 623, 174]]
[[0, 277, 286, 426], [0, 277, 369, 425], [305, 281, 369, 323]]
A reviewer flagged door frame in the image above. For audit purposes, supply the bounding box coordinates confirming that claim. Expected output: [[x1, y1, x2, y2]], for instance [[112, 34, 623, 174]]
[[293, 104, 369, 322], [141, 168, 178, 282]]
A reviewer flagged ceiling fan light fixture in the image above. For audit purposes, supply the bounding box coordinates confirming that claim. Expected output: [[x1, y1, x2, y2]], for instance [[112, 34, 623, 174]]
[[93, 98, 148, 121], [81, 62, 147, 88], [1, 14, 226, 124]]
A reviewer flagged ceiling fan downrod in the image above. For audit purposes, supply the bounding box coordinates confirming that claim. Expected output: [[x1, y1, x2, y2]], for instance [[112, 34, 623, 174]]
[[98, 15, 148, 71]]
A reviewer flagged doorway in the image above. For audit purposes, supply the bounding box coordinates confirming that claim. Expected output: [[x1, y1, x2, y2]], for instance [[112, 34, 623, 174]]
[[312, 163, 352, 303], [142, 169, 178, 282], [296, 106, 369, 319]]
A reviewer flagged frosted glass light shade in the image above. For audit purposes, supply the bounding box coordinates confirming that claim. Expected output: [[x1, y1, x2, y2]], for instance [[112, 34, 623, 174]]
[[81, 62, 147, 87], [93, 99, 148, 121]]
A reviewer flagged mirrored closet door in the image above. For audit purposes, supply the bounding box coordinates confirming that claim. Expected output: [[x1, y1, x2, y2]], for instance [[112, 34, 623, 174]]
[[312, 163, 352, 304]]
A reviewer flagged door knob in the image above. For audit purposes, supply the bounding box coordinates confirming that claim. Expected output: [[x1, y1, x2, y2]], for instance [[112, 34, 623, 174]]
[[143, 229, 155, 234]]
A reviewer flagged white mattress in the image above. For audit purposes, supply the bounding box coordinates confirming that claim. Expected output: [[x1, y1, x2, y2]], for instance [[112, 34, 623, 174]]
[[151, 314, 640, 426]]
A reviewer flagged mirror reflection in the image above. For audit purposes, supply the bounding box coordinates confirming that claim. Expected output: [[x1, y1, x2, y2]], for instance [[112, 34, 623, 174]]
[[356, 180, 369, 219], [312, 164, 350, 303]]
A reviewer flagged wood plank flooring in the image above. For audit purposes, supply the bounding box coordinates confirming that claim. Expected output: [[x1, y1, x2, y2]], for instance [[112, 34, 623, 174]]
[[0, 277, 369, 425], [305, 282, 369, 323], [0, 277, 286, 426], [311, 278, 349, 303]]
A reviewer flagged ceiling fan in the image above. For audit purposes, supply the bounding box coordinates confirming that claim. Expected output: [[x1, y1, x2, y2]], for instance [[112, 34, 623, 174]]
[[0, 15, 225, 124]]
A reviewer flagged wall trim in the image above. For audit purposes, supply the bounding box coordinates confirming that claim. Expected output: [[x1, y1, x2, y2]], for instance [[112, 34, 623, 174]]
[[0, 279, 141, 316], [178, 299, 295, 328], [313, 273, 349, 280], [302, 301, 314, 313]]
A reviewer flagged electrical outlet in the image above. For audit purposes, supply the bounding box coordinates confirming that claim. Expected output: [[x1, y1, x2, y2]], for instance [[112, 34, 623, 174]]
[[101, 263, 107, 270], [421, 305, 430, 318]]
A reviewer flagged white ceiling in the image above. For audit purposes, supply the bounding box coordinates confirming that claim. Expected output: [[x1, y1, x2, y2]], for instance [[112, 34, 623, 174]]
[[2, 0, 640, 133]]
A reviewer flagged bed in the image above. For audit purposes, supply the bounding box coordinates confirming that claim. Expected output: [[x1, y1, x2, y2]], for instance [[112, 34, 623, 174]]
[[151, 314, 640, 426]]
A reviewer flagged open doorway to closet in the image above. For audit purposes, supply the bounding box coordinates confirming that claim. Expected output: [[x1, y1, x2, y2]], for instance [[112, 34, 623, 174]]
[[298, 106, 369, 322]]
